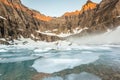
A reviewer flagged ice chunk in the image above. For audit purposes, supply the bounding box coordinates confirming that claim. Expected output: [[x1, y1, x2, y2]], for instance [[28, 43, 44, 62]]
[[32, 52, 101, 73], [0, 49, 8, 52]]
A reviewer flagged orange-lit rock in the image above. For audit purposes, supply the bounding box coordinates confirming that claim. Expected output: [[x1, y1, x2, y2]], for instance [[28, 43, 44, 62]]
[[1, 0, 8, 5], [81, 0, 97, 12], [1, 0, 52, 21], [33, 12, 52, 21], [63, 0, 97, 16], [64, 10, 81, 16]]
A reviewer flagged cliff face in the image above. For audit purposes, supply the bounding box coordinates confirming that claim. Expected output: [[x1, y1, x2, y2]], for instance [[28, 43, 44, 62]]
[[41, 0, 98, 35], [77, 0, 120, 36], [0, 0, 59, 43], [45, 1, 98, 34], [0, 0, 120, 44], [64, 0, 120, 38]]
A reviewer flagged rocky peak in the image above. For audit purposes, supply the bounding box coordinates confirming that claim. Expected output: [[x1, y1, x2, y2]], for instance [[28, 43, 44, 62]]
[[63, 0, 97, 17], [76, 0, 120, 36], [81, 0, 97, 11]]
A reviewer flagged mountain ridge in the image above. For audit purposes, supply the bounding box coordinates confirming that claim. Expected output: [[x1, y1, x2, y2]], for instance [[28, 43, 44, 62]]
[[0, 0, 120, 44], [63, 0, 97, 17], [0, 0, 52, 21]]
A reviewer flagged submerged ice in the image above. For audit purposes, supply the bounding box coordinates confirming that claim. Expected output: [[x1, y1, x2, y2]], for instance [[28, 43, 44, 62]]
[[32, 51, 102, 73], [43, 72, 101, 80]]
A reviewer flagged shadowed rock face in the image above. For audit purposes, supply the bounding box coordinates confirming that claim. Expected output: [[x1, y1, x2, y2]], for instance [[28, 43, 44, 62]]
[[0, 0, 120, 43], [66, 0, 120, 38], [46, 0, 120, 37], [0, 0, 59, 42], [77, 0, 120, 36], [40, 0, 98, 34]]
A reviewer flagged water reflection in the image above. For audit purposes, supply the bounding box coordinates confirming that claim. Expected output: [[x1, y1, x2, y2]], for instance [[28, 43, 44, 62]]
[[43, 72, 101, 80]]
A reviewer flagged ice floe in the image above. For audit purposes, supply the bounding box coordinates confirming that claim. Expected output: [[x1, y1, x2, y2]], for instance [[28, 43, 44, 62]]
[[0, 56, 39, 63], [32, 52, 102, 73], [0, 49, 8, 52]]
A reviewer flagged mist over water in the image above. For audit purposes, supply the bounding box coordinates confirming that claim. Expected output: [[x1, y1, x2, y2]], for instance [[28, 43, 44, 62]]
[[67, 27, 120, 45]]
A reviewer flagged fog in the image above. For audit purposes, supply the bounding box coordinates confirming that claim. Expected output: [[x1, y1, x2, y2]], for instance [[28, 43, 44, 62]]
[[67, 27, 120, 45]]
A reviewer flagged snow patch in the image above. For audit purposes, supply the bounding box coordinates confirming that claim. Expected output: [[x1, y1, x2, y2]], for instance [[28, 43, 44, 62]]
[[0, 16, 6, 20], [36, 27, 88, 37], [117, 16, 120, 18], [0, 38, 6, 41], [73, 27, 88, 34], [58, 33, 71, 37], [31, 34, 35, 38], [53, 29, 58, 31], [36, 30, 56, 36]]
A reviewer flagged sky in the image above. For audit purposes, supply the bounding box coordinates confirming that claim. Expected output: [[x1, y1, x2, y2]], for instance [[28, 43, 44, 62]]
[[21, 0, 101, 17]]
